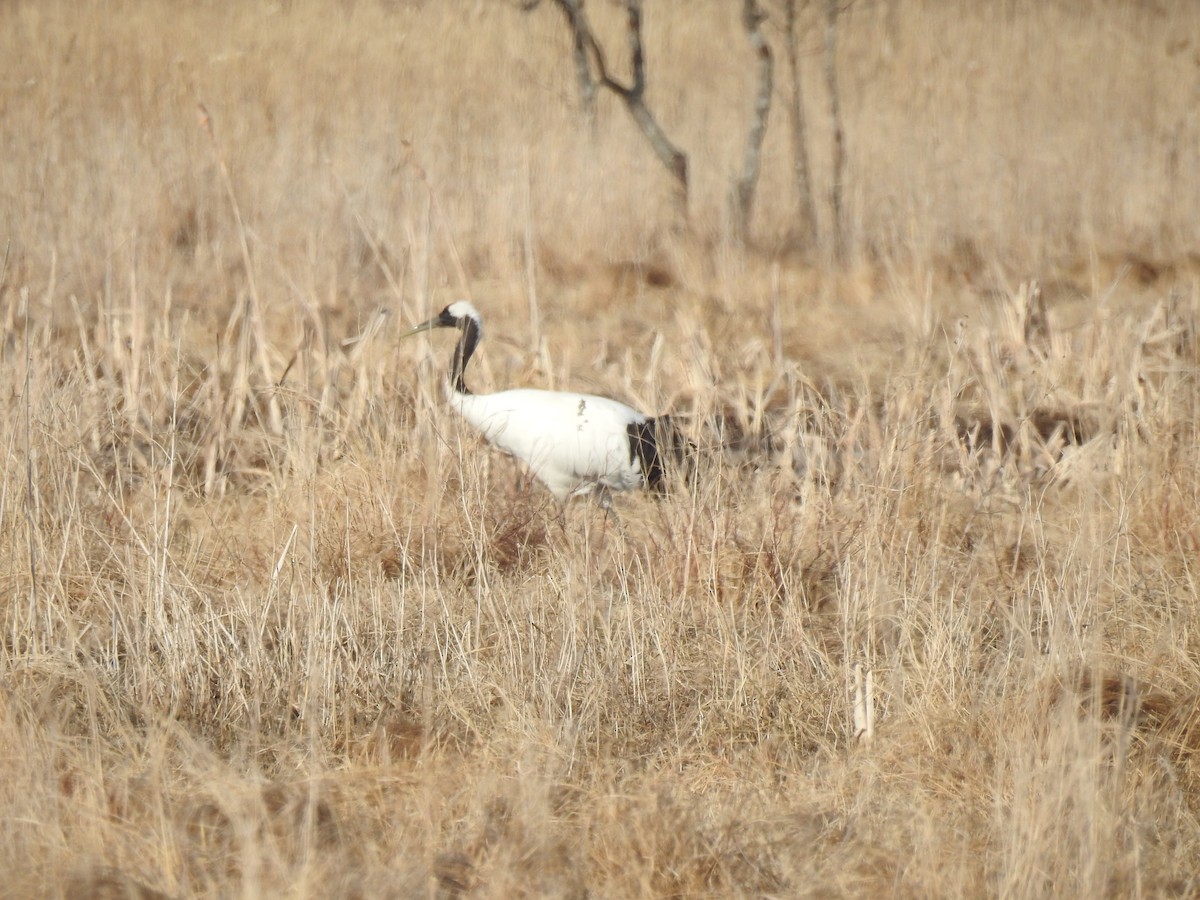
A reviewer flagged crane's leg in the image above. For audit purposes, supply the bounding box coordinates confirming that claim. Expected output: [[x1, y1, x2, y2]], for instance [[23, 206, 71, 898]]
[[551, 497, 570, 535], [595, 487, 627, 540]]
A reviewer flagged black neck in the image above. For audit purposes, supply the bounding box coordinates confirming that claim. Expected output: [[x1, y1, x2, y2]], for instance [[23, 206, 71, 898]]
[[450, 316, 480, 394]]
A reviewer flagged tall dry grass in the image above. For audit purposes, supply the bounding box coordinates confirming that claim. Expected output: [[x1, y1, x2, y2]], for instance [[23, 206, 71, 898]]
[[2, 0, 1200, 896]]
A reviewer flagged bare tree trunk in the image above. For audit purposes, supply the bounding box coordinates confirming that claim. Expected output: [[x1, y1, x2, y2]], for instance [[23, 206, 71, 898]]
[[732, 0, 773, 242], [783, 0, 818, 250], [547, 0, 597, 126], [824, 0, 848, 264], [545, 0, 689, 215], [569, 21, 597, 127]]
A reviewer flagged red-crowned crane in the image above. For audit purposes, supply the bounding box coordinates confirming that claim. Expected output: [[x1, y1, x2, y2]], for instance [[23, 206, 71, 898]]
[[401, 301, 678, 506]]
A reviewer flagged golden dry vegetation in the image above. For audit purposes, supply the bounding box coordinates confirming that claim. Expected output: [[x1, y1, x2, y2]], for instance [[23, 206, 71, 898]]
[[3, 0, 1200, 896]]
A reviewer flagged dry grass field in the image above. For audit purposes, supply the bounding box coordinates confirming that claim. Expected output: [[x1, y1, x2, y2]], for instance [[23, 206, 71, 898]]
[[3, 0, 1200, 896]]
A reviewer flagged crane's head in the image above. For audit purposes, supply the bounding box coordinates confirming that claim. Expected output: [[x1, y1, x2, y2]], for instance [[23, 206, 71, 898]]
[[400, 301, 483, 395], [399, 300, 482, 340]]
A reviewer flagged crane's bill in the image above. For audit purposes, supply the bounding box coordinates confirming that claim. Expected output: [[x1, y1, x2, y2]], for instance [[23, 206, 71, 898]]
[[399, 317, 442, 340]]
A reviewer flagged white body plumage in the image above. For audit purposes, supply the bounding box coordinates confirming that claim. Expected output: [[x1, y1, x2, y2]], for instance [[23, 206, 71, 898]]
[[401, 301, 671, 503], [452, 388, 650, 501]]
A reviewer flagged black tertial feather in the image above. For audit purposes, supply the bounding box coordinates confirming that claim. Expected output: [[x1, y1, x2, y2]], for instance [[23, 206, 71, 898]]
[[627, 416, 686, 492]]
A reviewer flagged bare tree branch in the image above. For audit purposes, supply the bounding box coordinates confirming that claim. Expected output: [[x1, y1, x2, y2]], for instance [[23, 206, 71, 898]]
[[733, 0, 773, 241]]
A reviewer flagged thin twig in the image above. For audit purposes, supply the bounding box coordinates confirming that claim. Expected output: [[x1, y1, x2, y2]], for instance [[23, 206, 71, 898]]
[[196, 103, 283, 435], [823, 0, 848, 264], [14, 246, 39, 621], [783, 0, 818, 248]]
